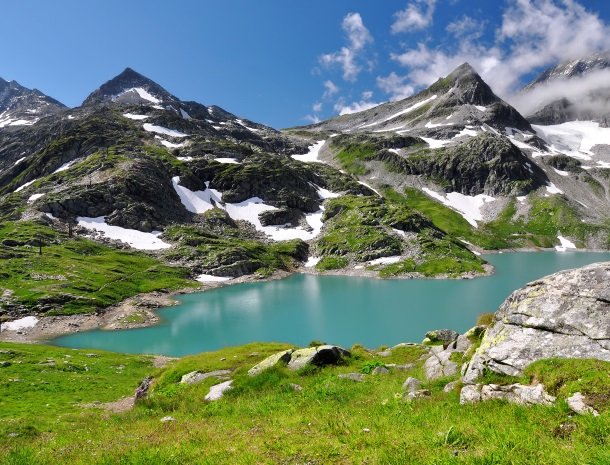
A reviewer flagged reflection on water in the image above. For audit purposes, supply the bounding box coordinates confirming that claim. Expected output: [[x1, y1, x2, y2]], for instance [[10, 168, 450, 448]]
[[53, 251, 610, 356]]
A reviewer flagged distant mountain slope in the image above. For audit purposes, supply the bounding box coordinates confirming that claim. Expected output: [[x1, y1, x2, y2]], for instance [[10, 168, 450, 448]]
[[299, 63, 531, 135], [0, 78, 65, 128], [522, 52, 610, 125]]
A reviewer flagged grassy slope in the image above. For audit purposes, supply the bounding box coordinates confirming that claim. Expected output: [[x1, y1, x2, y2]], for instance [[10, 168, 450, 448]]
[[0, 221, 195, 315], [1, 341, 609, 465], [399, 188, 610, 250]]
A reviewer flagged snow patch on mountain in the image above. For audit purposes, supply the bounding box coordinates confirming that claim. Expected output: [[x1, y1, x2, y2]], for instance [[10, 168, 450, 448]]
[[77, 217, 171, 250], [555, 235, 577, 251], [143, 123, 188, 138], [292, 140, 326, 163], [172, 177, 222, 214], [422, 188, 495, 227], [123, 113, 149, 120]]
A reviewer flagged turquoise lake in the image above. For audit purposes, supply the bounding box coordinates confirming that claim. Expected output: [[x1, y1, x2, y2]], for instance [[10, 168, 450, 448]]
[[52, 251, 610, 356]]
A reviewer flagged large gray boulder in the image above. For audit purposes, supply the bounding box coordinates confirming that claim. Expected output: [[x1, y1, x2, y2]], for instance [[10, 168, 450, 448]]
[[463, 262, 610, 384], [287, 345, 350, 371]]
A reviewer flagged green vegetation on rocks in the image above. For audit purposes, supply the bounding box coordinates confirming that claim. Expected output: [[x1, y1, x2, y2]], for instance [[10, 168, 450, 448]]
[[314, 194, 486, 276], [163, 219, 308, 278]]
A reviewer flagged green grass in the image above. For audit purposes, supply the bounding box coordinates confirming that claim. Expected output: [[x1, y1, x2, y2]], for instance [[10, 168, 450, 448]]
[[1, 341, 609, 464], [0, 342, 154, 439], [315, 255, 349, 271], [0, 221, 195, 315], [334, 143, 377, 175]]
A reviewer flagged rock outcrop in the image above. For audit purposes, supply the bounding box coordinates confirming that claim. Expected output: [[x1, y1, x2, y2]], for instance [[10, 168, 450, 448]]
[[463, 262, 610, 384], [460, 383, 555, 406]]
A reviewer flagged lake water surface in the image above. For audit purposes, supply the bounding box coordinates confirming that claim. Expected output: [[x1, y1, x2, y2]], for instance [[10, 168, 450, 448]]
[[52, 251, 610, 356]]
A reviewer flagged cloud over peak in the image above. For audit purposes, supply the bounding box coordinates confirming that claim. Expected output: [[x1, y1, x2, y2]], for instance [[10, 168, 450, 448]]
[[319, 12, 374, 82]]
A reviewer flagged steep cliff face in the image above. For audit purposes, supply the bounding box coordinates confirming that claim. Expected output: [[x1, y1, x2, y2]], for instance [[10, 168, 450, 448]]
[[462, 261, 610, 384]]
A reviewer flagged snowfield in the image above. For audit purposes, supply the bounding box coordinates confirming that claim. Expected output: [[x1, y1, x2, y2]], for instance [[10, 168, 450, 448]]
[[555, 235, 577, 252], [196, 274, 232, 283], [0, 316, 39, 332], [292, 140, 326, 163], [172, 177, 222, 214], [533, 121, 610, 162], [77, 217, 172, 250]]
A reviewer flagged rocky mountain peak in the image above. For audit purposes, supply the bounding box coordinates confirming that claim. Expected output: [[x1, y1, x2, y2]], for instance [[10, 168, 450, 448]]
[[440, 62, 500, 107], [0, 77, 65, 129], [82, 67, 178, 107]]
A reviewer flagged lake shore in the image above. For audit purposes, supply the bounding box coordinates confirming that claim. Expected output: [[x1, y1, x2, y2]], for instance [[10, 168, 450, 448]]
[[1, 248, 604, 346]]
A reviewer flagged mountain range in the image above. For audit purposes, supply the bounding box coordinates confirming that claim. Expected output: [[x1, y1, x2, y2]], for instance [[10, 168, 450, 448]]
[[1, 58, 610, 316]]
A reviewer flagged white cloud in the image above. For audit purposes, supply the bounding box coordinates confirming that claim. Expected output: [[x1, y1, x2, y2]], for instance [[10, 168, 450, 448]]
[[323, 80, 339, 98], [376, 72, 415, 101], [512, 68, 610, 116], [446, 15, 486, 41], [312, 102, 323, 112], [319, 12, 373, 82], [334, 91, 380, 116], [388, 0, 610, 100], [303, 114, 321, 124], [391, 0, 437, 33]]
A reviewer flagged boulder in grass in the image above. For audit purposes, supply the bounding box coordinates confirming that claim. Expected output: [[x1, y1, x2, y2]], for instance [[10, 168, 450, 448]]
[[460, 383, 555, 406], [247, 350, 293, 377], [205, 380, 233, 401], [423, 329, 459, 346], [180, 369, 231, 384], [287, 345, 351, 371]]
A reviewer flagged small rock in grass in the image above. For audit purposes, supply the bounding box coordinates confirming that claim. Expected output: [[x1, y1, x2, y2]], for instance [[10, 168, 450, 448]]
[[403, 389, 431, 402], [205, 380, 233, 401], [377, 349, 392, 357], [160, 416, 176, 423], [180, 370, 231, 384], [391, 363, 415, 371], [290, 383, 303, 392], [338, 373, 365, 382], [566, 392, 599, 416], [362, 428, 371, 433], [443, 380, 460, 393], [371, 366, 390, 375], [402, 377, 422, 393], [0, 361, 11, 368], [86, 353, 99, 358]]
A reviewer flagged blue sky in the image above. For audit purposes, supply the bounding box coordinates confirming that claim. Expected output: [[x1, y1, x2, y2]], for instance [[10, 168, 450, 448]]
[[2, 1, 610, 128]]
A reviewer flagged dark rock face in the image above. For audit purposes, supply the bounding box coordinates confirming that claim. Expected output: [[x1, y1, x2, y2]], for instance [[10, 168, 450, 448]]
[[259, 208, 303, 226], [41, 157, 191, 231], [380, 133, 548, 196], [462, 262, 610, 384]]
